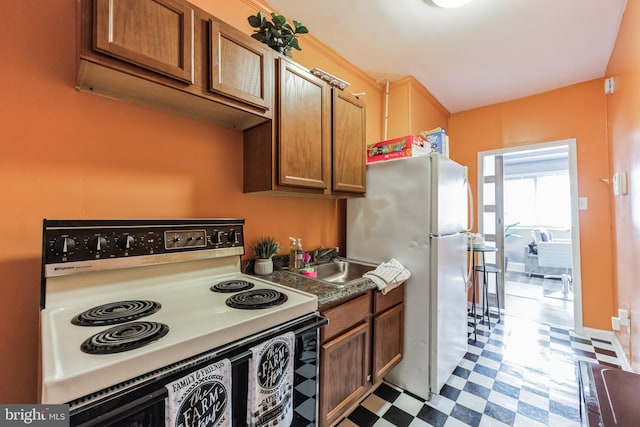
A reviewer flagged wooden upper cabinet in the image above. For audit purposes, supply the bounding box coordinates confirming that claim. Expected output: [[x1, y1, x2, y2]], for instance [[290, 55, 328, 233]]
[[242, 55, 366, 196], [94, 0, 194, 84], [332, 90, 366, 194], [278, 58, 330, 190], [209, 19, 273, 112]]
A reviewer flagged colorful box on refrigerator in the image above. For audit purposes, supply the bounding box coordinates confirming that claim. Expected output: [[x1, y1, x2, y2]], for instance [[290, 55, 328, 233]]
[[421, 127, 449, 157], [366, 135, 428, 163]]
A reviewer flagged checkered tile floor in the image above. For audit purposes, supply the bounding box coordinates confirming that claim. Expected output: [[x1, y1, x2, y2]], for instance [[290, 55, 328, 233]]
[[336, 312, 621, 427], [293, 332, 320, 426]]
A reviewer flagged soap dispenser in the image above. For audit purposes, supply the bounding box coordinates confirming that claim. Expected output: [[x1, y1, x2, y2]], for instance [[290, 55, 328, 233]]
[[296, 238, 304, 271], [289, 237, 297, 271]]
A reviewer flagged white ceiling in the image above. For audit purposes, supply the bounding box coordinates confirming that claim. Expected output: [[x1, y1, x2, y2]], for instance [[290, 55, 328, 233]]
[[267, 0, 627, 113]]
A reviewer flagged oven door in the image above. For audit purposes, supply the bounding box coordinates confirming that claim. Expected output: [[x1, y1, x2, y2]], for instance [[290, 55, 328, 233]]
[[70, 314, 327, 427]]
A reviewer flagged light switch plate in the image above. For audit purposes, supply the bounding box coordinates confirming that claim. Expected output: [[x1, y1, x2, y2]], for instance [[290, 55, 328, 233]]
[[613, 172, 628, 196], [579, 197, 588, 210]]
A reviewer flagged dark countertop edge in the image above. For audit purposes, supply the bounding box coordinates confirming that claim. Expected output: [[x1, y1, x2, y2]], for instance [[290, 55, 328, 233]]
[[257, 269, 378, 309]]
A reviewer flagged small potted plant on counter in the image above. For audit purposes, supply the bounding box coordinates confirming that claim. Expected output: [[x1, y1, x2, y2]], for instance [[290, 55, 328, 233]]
[[251, 236, 280, 275]]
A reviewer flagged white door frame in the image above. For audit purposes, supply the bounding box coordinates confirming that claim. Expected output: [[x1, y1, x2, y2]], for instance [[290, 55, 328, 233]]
[[477, 139, 583, 332]]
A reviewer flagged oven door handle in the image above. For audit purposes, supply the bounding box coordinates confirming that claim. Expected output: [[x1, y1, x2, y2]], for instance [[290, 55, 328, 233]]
[[227, 316, 327, 365], [77, 349, 256, 427], [75, 388, 168, 427], [292, 316, 328, 335]]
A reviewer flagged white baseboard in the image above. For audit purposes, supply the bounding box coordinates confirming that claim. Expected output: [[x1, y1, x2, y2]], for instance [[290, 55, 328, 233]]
[[611, 333, 633, 372], [580, 327, 613, 341], [580, 327, 633, 372]]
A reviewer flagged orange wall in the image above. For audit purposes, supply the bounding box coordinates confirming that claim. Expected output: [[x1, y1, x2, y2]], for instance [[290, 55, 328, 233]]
[[605, 1, 640, 369], [0, 0, 383, 403], [448, 80, 614, 331], [387, 76, 450, 138]]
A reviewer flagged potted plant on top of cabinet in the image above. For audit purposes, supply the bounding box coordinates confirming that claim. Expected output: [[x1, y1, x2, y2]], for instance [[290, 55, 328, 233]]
[[247, 11, 308, 57]]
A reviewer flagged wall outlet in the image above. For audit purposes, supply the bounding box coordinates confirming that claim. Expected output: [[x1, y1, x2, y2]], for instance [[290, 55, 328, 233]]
[[612, 316, 621, 331], [619, 308, 630, 326]]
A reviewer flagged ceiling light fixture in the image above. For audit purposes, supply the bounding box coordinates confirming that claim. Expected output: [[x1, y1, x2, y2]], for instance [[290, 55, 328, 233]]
[[429, 0, 473, 8]]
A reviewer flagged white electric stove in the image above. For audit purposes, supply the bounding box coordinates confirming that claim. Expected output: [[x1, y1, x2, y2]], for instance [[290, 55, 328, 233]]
[[39, 219, 323, 426]]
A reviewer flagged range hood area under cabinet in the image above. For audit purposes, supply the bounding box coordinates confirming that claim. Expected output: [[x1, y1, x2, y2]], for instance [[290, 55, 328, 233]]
[[76, 0, 273, 130], [243, 58, 367, 197]]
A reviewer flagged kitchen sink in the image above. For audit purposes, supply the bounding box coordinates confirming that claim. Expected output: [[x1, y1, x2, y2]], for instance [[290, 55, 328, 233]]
[[308, 259, 376, 286]]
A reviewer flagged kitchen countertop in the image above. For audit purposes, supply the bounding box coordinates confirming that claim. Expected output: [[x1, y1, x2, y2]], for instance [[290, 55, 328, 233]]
[[264, 269, 377, 309]]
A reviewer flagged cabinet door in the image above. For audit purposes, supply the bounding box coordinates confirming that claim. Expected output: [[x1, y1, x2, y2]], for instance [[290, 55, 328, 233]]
[[94, 0, 194, 83], [319, 321, 370, 427], [278, 58, 330, 190], [209, 20, 273, 112], [373, 303, 404, 384], [332, 90, 366, 194]]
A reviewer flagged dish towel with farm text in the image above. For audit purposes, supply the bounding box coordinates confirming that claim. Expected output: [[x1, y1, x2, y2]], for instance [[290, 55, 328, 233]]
[[165, 358, 232, 427], [363, 258, 411, 294], [247, 332, 295, 427]]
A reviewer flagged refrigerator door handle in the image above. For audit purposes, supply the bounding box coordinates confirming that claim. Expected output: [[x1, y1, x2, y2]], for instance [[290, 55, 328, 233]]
[[429, 232, 459, 238]]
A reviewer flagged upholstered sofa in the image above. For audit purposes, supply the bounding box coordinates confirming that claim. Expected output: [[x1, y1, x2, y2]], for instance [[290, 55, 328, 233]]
[[525, 228, 573, 277]]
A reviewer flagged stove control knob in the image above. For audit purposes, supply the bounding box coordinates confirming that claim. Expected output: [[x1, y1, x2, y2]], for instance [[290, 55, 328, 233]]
[[228, 230, 238, 243], [211, 231, 222, 244], [88, 236, 107, 252], [54, 237, 76, 254], [117, 235, 135, 250]]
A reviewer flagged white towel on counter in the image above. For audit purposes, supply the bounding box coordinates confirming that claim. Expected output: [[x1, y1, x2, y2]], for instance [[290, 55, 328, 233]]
[[247, 332, 295, 427], [363, 258, 411, 294], [165, 358, 232, 427]]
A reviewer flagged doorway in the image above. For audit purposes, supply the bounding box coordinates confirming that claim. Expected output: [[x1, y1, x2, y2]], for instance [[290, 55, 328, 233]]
[[477, 139, 583, 331]]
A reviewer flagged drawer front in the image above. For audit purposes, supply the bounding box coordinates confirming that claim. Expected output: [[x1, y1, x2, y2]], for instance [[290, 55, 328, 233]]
[[321, 292, 371, 342], [374, 284, 404, 314]]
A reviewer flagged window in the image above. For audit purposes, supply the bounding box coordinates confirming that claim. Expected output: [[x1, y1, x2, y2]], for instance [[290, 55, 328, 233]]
[[504, 172, 571, 227]]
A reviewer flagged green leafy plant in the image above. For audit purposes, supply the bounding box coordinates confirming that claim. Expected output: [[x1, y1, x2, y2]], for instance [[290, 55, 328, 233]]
[[505, 222, 522, 240], [251, 236, 280, 259], [247, 11, 308, 58]]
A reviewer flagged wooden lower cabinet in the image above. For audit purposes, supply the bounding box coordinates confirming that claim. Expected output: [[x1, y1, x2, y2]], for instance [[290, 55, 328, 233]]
[[373, 303, 404, 383], [318, 286, 404, 426], [319, 321, 370, 426]]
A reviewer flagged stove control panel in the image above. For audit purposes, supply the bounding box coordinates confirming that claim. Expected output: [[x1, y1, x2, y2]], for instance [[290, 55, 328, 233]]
[[42, 219, 245, 267], [164, 229, 207, 250]]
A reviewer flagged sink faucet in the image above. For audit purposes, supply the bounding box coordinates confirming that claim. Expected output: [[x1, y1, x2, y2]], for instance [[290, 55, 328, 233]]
[[311, 246, 339, 264]]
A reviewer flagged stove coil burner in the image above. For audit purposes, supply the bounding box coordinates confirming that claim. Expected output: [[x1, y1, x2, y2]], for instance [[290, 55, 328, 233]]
[[80, 321, 169, 355], [71, 300, 161, 326], [210, 279, 255, 293], [225, 289, 288, 309]]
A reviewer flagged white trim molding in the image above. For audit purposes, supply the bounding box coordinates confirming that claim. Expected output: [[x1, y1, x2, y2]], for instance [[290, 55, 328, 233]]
[[580, 327, 633, 372]]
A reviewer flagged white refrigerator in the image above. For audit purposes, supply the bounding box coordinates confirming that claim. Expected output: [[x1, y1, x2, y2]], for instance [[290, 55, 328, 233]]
[[347, 154, 469, 400]]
